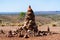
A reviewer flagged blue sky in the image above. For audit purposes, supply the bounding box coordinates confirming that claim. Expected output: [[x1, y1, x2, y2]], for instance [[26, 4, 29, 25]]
[[0, 0, 60, 12]]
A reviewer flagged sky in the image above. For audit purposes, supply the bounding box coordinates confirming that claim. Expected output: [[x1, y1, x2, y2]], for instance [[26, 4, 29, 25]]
[[0, 0, 60, 12]]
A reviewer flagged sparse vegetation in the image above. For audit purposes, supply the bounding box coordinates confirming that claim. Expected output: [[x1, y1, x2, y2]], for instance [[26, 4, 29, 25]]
[[0, 14, 60, 26]]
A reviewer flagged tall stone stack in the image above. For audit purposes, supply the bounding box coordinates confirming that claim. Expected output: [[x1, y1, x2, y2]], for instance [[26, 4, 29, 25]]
[[23, 6, 38, 32]]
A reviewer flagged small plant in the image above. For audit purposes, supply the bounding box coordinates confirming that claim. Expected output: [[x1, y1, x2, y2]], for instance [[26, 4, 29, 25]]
[[18, 24, 24, 26], [38, 24, 42, 27], [52, 24, 56, 27], [10, 23, 16, 26], [1, 24, 5, 27], [11, 24, 15, 26], [18, 24, 21, 26]]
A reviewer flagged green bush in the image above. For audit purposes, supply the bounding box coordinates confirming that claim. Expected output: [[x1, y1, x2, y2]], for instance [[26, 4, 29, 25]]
[[19, 12, 26, 19]]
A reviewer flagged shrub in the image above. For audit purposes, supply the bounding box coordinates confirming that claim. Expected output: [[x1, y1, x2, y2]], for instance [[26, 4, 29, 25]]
[[52, 24, 56, 27], [1, 24, 5, 27]]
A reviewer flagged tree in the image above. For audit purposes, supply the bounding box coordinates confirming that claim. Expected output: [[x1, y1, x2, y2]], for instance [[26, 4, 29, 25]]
[[19, 12, 26, 19]]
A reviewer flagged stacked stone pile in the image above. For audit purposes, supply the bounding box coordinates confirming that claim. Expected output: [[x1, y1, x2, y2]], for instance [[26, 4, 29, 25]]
[[23, 6, 38, 32]]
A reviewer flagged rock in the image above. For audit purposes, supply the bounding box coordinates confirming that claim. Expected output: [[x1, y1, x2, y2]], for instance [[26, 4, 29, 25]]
[[0, 30, 5, 34], [8, 30, 13, 37], [24, 34, 29, 38]]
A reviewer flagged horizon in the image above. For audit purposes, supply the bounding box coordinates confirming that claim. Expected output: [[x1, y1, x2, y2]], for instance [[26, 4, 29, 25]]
[[0, 0, 60, 12], [0, 11, 60, 13], [0, 11, 60, 15]]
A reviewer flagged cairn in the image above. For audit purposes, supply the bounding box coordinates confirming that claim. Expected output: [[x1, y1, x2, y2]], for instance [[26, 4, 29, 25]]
[[21, 6, 38, 38], [24, 6, 38, 32]]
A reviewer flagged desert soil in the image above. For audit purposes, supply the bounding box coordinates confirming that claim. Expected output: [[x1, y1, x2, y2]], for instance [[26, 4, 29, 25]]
[[0, 26, 60, 40], [0, 34, 60, 40]]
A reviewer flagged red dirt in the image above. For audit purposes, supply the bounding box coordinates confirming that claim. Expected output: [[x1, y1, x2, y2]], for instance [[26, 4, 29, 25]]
[[0, 34, 60, 40]]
